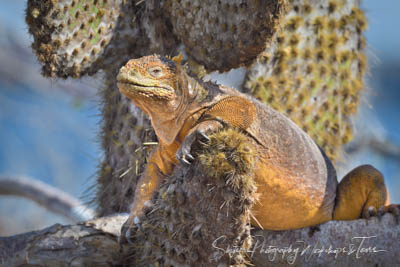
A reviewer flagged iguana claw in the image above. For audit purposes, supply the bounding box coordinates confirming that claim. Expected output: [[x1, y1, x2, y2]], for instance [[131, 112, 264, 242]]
[[119, 216, 141, 245], [364, 204, 400, 224], [379, 204, 400, 224], [176, 141, 195, 165], [197, 131, 210, 142], [181, 156, 192, 165], [364, 206, 377, 219], [176, 128, 211, 165], [186, 153, 195, 161]]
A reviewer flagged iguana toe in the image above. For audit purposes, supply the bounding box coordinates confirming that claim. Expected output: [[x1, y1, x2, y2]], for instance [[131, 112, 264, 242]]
[[185, 153, 195, 162], [176, 145, 194, 165], [362, 204, 400, 224], [197, 131, 210, 143], [182, 156, 192, 165], [176, 129, 212, 165], [377, 204, 400, 224], [119, 216, 141, 245], [363, 206, 378, 220]]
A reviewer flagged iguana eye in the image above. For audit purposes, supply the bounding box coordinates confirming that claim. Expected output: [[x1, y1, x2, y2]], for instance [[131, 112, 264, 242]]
[[148, 66, 163, 78]]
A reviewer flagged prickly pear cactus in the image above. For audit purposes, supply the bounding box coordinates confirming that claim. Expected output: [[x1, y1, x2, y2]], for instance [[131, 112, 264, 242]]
[[167, 0, 285, 72], [26, 0, 128, 78], [96, 69, 156, 215], [123, 128, 258, 266], [25, 0, 284, 77], [245, 0, 367, 161]]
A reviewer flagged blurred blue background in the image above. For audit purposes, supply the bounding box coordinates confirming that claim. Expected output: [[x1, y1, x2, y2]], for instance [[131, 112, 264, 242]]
[[0, 1, 399, 235]]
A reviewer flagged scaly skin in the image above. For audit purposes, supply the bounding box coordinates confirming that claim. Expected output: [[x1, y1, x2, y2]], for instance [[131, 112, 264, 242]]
[[117, 55, 397, 239]]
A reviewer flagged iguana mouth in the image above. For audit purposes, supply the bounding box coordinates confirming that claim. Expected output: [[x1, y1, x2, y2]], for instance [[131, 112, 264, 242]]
[[117, 72, 174, 98]]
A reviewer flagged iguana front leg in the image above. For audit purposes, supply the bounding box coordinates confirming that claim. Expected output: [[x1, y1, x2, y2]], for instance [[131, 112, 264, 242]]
[[176, 96, 257, 164], [120, 148, 167, 243], [333, 164, 399, 222], [176, 120, 223, 165], [121, 122, 223, 243]]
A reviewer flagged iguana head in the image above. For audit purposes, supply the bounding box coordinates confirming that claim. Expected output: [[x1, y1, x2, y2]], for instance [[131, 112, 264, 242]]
[[117, 55, 178, 101], [117, 55, 204, 144]]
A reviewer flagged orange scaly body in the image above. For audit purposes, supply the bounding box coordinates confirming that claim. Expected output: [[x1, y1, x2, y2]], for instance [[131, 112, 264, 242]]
[[117, 55, 395, 235]]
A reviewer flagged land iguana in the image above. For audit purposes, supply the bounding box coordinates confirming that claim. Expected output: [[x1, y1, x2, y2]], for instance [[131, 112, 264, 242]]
[[116, 54, 399, 240]]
